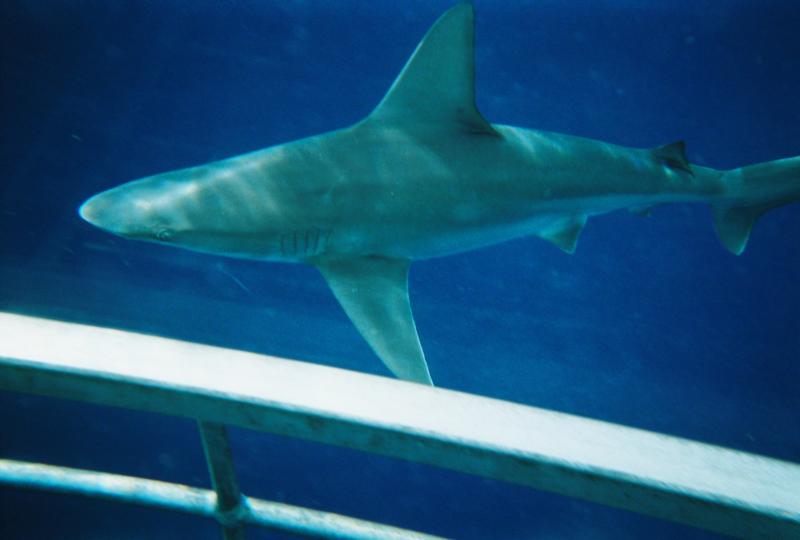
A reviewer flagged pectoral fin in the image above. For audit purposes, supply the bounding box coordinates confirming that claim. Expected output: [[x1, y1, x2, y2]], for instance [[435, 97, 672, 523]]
[[316, 256, 433, 385]]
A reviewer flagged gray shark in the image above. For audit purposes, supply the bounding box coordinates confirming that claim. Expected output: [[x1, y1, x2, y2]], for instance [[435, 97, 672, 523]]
[[79, 4, 799, 385]]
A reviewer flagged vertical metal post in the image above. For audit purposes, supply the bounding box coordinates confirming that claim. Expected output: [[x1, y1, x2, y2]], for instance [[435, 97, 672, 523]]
[[198, 421, 247, 540]]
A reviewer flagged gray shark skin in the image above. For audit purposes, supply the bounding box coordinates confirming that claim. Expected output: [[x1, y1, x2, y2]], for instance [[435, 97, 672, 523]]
[[79, 4, 800, 385]]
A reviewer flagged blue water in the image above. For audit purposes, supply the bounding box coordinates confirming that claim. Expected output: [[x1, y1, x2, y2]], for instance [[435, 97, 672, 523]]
[[1, 1, 799, 538]]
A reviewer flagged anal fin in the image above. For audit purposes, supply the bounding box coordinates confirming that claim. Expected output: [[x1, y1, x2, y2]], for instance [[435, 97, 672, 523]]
[[712, 203, 776, 255], [316, 256, 433, 385]]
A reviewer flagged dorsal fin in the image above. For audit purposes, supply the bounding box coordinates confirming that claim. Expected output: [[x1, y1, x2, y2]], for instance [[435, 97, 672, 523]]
[[366, 3, 500, 137], [653, 141, 693, 176]]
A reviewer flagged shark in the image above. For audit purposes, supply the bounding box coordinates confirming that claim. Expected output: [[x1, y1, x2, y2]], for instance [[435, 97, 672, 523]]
[[79, 4, 799, 385]]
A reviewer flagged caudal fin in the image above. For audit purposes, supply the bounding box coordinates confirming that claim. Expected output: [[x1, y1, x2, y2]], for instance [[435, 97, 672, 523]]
[[713, 155, 800, 255]]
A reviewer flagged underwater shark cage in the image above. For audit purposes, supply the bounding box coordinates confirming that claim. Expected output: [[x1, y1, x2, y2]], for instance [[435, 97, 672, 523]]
[[1, 312, 798, 539]]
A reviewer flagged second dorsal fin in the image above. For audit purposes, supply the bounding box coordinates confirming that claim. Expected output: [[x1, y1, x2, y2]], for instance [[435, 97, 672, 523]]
[[366, 3, 500, 137], [653, 141, 693, 175]]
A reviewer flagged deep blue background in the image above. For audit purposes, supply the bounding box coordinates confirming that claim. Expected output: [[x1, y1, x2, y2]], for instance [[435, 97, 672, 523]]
[[1, 1, 799, 538]]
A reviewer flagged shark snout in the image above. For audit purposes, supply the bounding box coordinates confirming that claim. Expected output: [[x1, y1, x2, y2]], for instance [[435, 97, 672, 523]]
[[79, 191, 121, 233], [78, 194, 104, 228], [79, 187, 152, 237]]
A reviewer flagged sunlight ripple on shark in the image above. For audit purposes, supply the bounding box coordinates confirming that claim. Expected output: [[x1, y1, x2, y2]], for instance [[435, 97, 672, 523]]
[[79, 4, 800, 385]]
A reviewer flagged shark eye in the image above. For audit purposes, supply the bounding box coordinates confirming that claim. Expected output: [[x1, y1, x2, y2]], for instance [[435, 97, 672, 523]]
[[156, 228, 173, 241]]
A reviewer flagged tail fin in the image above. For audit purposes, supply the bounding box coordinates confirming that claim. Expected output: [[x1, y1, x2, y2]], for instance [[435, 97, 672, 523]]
[[713, 156, 800, 255]]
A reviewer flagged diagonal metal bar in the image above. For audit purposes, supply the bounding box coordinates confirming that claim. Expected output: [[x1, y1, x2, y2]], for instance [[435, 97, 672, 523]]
[[0, 312, 799, 539], [0, 459, 442, 539], [197, 421, 246, 540]]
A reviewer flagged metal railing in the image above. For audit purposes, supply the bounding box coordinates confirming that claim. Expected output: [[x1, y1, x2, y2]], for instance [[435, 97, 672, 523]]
[[1, 311, 798, 539]]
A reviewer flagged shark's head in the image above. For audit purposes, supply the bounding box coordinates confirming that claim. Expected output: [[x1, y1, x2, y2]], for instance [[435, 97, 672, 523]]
[[79, 176, 192, 245], [79, 152, 319, 261], [79, 166, 282, 259]]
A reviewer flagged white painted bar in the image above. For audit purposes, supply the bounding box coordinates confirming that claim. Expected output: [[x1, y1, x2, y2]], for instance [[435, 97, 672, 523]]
[[0, 459, 441, 540], [1, 312, 798, 539]]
